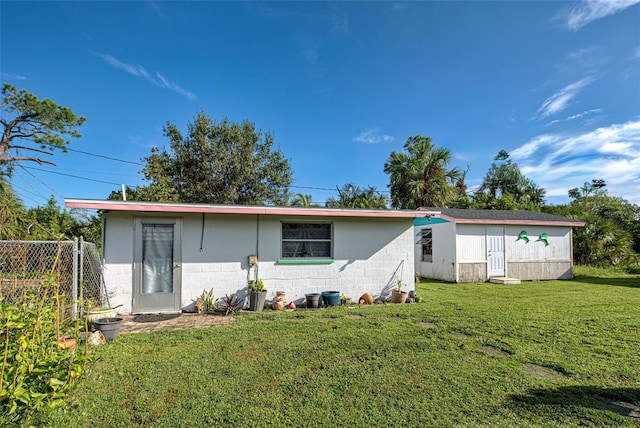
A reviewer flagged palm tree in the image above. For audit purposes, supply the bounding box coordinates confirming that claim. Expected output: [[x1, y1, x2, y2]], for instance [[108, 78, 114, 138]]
[[289, 193, 315, 207], [325, 183, 388, 209], [384, 135, 461, 209]]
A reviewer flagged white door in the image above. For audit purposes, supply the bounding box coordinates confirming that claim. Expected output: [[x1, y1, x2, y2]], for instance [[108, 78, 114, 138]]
[[133, 218, 182, 313], [487, 226, 505, 277]]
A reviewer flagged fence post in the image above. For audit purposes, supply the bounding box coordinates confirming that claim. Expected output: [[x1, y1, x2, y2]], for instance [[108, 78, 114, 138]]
[[72, 237, 79, 320], [80, 236, 85, 316]]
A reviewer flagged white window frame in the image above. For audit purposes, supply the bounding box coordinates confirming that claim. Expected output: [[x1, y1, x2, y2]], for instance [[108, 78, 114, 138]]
[[419, 228, 433, 263], [281, 221, 333, 259]]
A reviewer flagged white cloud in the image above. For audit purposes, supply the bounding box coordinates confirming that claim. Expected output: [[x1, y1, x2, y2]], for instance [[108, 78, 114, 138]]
[[512, 119, 640, 204], [92, 51, 196, 101], [562, 0, 640, 30], [352, 128, 395, 145], [533, 77, 593, 119], [547, 108, 603, 126], [1, 72, 27, 80]]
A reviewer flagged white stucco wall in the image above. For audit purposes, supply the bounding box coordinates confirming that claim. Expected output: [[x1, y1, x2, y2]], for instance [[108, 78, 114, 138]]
[[103, 212, 415, 314], [415, 222, 456, 282]]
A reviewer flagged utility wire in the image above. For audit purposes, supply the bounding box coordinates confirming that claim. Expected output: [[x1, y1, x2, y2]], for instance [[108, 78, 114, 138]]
[[19, 166, 64, 198], [22, 166, 136, 187], [66, 148, 143, 166]]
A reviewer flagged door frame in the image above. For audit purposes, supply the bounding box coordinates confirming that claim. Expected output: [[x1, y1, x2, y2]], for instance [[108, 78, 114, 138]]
[[486, 226, 505, 278], [132, 217, 182, 313]]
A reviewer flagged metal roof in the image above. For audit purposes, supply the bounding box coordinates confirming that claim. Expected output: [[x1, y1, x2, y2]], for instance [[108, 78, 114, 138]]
[[419, 207, 585, 226], [65, 199, 439, 219]]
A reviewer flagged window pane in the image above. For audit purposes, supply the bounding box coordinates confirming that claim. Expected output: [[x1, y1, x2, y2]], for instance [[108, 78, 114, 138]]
[[282, 241, 331, 258], [282, 223, 331, 240]]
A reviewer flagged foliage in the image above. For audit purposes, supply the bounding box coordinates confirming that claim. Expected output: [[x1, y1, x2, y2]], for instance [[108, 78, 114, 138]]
[[470, 150, 545, 210], [248, 279, 265, 293], [0, 265, 89, 424], [384, 135, 462, 209], [198, 289, 215, 313], [216, 294, 242, 316], [546, 179, 637, 267], [40, 267, 639, 426], [289, 193, 317, 207], [118, 113, 293, 205], [324, 183, 388, 209], [0, 83, 85, 173], [0, 175, 26, 239]]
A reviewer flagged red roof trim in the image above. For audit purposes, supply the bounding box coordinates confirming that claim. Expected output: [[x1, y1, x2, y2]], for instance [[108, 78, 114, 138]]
[[64, 199, 436, 219]]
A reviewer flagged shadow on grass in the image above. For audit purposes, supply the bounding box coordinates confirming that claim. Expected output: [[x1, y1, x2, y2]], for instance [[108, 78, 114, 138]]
[[510, 386, 640, 420], [574, 275, 640, 289]]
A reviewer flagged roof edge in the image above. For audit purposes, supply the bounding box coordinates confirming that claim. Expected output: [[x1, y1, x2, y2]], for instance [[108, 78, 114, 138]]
[[64, 198, 439, 219]]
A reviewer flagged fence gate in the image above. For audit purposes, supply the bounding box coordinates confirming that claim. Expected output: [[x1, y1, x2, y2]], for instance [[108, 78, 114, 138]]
[[0, 237, 103, 319]]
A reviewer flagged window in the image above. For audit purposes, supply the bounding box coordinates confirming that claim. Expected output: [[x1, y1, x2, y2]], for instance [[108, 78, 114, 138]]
[[417, 228, 432, 262], [281, 222, 332, 259]]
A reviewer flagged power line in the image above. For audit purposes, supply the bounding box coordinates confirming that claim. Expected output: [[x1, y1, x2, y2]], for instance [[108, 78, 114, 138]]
[[23, 166, 135, 187], [66, 148, 143, 166], [19, 166, 64, 198]]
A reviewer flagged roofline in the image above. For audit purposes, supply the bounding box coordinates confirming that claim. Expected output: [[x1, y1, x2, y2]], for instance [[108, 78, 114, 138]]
[[437, 214, 585, 227], [64, 199, 439, 219]]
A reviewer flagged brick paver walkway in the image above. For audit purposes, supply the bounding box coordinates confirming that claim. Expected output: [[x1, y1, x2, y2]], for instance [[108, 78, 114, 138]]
[[119, 313, 235, 334]]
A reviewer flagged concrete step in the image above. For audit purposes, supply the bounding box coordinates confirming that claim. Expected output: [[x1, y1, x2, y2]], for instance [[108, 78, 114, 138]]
[[490, 276, 521, 285]]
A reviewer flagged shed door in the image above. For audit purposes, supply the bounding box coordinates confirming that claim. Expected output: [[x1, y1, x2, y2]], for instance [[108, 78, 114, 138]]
[[487, 226, 505, 277], [133, 218, 182, 313]]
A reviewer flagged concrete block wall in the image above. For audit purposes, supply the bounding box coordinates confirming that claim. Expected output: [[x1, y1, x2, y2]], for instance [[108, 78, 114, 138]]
[[103, 212, 415, 313]]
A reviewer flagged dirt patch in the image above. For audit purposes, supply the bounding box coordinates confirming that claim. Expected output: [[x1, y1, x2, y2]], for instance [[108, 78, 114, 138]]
[[319, 317, 334, 322], [390, 316, 405, 321], [347, 315, 363, 319], [419, 322, 436, 327], [452, 332, 471, 339], [479, 345, 511, 357], [596, 396, 640, 420], [521, 363, 566, 379]]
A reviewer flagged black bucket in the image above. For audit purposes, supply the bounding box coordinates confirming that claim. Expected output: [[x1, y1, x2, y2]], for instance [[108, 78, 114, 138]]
[[305, 293, 321, 309], [93, 317, 123, 342]]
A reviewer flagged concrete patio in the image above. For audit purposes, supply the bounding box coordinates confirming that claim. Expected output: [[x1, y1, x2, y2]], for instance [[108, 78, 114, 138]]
[[119, 313, 235, 334]]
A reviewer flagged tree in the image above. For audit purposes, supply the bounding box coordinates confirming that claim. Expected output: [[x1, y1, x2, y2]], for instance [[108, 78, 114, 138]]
[[384, 135, 461, 209], [0, 83, 85, 173], [325, 183, 388, 209], [289, 193, 317, 207], [128, 113, 292, 205], [470, 150, 545, 210], [0, 176, 26, 239], [549, 179, 638, 264]]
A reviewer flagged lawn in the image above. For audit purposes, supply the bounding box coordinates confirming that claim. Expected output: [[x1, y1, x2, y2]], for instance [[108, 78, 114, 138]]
[[40, 267, 639, 427]]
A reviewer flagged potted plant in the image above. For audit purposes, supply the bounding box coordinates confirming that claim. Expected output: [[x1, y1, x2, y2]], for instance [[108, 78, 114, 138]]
[[248, 279, 267, 312], [391, 278, 408, 304]]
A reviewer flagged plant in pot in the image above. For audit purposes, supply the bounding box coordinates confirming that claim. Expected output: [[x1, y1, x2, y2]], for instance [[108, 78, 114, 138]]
[[248, 279, 267, 312], [391, 277, 408, 304]]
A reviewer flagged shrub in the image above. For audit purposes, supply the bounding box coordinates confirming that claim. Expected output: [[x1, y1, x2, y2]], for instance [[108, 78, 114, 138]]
[[0, 273, 89, 424]]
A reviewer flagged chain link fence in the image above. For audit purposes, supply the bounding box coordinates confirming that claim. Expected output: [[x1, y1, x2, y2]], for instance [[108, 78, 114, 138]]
[[0, 238, 103, 319]]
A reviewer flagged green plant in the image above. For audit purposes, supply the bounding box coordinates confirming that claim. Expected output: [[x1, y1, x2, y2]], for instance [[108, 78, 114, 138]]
[[199, 288, 215, 313], [216, 294, 242, 316], [248, 279, 265, 292], [0, 273, 90, 425]]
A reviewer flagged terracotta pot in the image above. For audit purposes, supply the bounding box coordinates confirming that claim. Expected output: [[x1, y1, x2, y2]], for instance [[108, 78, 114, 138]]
[[391, 289, 408, 304], [359, 292, 374, 304], [55, 337, 77, 352]]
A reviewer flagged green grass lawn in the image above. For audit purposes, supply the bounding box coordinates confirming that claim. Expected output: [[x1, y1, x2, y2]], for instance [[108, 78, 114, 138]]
[[40, 267, 639, 427]]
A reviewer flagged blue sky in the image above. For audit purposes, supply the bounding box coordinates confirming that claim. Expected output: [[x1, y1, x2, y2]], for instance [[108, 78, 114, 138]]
[[2, 0, 639, 208]]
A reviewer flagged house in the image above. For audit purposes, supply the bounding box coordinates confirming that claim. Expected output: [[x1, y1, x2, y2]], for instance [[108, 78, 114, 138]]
[[65, 199, 437, 314], [414, 208, 585, 283]]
